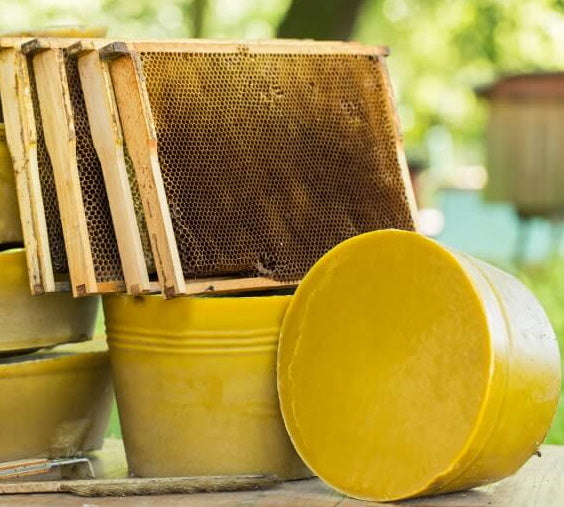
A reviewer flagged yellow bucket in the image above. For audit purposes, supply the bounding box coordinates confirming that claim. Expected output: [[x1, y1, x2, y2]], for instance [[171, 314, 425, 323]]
[[0, 340, 113, 461], [0, 124, 22, 245], [103, 294, 311, 479], [278, 230, 561, 502], [0, 250, 100, 353]]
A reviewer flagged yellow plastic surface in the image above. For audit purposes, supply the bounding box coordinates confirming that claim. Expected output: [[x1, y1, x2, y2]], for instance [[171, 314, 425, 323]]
[[103, 294, 311, 479], [0, 250, 100, 352], [0, 124, 22, 244], [278, 230, 561, 502], [0, 340, 113, 461]]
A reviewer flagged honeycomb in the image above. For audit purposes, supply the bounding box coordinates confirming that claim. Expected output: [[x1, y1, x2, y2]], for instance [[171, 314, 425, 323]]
[[124, 145, 155, 273], [137, 50, 416, 281], [27, 58, 68, 273], [63, 50, 123, 283]]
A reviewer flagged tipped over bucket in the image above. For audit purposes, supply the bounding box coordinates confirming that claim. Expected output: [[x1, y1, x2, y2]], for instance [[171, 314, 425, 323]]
[[278, 230, 561, 502]]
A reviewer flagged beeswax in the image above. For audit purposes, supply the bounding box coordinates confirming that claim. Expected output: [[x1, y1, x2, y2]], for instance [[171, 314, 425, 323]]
[[278, 230, 560, 501]]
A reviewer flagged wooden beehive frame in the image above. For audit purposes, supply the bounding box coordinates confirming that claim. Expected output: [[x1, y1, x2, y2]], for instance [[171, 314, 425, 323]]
[[71, 41, 155, 295], [99, 40, 416, 298], [0, 37, 75, 294], [23, 38, 133, 296]]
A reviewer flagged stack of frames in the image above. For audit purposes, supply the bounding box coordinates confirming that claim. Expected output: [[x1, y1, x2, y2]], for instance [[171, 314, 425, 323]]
[[0, 38, 417, 298]]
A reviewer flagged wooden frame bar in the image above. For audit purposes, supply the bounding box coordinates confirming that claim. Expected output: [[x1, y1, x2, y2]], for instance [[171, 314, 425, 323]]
[[102, 40, 389, 56], [69, 41, 154, 295], [377, 56, 419, 229], [0, 44, 53, 294], [30, 46, 99, 296], [100, 50, 185, 297], [0, 38, 77, 294], [23, 38, 130, 296]]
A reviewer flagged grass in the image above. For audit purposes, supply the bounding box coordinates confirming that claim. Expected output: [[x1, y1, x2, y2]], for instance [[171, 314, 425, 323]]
[[516, 260, 564, 445]]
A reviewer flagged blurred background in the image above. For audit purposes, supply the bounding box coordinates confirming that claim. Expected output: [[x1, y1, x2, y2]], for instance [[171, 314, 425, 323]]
[[1, 0, 564, 441]]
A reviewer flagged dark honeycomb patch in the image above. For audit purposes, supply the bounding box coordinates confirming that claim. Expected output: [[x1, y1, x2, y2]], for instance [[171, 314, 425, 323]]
[[138, 51, 415, 281]]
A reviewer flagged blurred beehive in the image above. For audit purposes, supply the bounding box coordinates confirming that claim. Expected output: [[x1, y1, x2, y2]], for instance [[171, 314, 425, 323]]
[[2, 38, 417, 298], [478, 73, 564, 216]]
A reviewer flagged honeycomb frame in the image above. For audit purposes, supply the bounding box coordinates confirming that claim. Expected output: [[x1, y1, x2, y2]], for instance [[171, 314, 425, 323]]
[[72, 40, 156, 295], [25, 38, 130, 296], [0, 37, 74, 294], [101, 40, 417, 298]]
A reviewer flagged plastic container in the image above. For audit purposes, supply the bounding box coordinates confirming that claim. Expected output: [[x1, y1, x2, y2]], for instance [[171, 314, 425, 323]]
[[278, 230, 561, 502], [0, 124, 22, 245], [0, 340, 113, 461], [103, 294, 310, 479], [0, 250, 99, 353]]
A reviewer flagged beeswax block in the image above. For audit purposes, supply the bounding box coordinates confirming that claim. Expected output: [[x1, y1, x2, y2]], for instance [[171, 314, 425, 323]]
[[278, 230, 560, 501]]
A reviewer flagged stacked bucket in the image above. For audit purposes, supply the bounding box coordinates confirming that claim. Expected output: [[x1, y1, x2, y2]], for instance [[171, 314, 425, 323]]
[[0, 131, 112, 463]]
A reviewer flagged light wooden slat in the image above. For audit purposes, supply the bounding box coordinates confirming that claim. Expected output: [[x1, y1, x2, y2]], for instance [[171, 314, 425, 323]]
[[76, 48, 152, 295], [32, 48, 98, 296], [378, 55, 419, 230], [0, 47, 55, 294], [106, 52, 186, 298], [100, 40, 389, 58]]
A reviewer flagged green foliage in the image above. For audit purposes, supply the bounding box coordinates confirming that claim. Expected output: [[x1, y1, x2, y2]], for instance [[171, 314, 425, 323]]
[[355, 0, 564, 164], [518, 261, 564, 444], [2, 0, 562, 165]]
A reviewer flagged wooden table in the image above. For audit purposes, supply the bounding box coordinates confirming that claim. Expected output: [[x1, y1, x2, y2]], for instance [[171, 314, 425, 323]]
[[1, 441, 563, 506]]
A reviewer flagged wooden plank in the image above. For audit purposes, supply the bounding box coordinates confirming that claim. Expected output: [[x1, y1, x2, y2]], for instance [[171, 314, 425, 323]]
[[0, 475, 278, 496], [76, 48, 152, 295], [0, 47, 55, 293], [184, 276, 295, 295], [377, 56, 419, 230], [106, 52, 186, 298], [0, 444, 563, 504], [31, 48, 98, 296], [100, 40, 389, 57]]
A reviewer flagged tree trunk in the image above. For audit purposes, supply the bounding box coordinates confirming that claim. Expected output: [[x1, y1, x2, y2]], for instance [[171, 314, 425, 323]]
[[277, 0, 368, 40]]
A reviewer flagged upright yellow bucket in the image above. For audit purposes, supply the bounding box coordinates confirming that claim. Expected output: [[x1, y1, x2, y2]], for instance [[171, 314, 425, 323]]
[[104, 294, 310, 479], [278, 230, 561, 502], [0, 124, 22, 245]]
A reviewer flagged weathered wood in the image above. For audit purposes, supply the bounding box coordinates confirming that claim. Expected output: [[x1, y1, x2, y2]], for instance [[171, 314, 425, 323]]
[[378, 56, 419, 229], [106, 52, 186, 298], [0, 47, 55, 293], [0, 443, 562, 504], [0, 475, 279, 496], [32, 48, 98, 296], [99, 39, 389, 59], [77, 48, 152, 295], [183, 276, 295, 295]]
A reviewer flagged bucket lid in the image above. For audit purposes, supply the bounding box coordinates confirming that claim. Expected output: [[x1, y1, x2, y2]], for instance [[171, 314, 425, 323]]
[[277, 230, 496, 501]]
